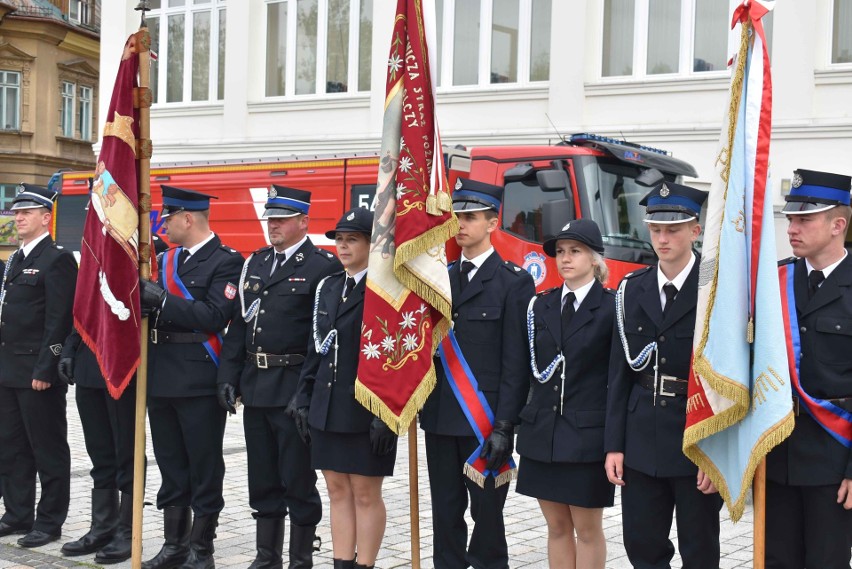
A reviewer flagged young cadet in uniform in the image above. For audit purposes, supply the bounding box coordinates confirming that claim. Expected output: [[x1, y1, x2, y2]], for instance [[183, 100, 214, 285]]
[[604, 182, 722, 569], [516, 219, 615, 569], [0, 184, 76, 548], [292, 207, 397, 569], [767, 169, 852, 568], [420, 178, 535, 569], [140, 186, 243, 569], [217, 186, 341, 569]]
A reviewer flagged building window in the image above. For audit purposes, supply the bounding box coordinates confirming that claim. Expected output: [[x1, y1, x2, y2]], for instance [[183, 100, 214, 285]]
[[833, 0, 852, 64], [0, 71, 20, 131], [265, 0, 372, 97], [69, 0, 92, 25], [435, 0, 551, 87], [0, 184, 18, 210], [147, 0, 227, 104], [601, 0, 730, 79], [79, 86, 93, 141], [61, 82, 75, 137]]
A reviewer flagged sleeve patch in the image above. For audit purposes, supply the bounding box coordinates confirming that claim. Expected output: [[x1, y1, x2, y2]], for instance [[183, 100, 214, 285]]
[[50, 344, 62, 356], [224, 282, 237, 300]]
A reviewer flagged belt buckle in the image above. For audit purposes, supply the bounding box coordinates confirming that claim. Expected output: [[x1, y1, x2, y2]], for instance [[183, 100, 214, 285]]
[[256, 352, 268, 369], [658, 374, 678, 397], [150, 329, 159, 344]]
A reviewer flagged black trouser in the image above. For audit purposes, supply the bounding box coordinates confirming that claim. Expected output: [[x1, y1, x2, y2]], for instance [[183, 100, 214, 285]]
[[76, 384, 137, 492], [766, 479, 852, 568], [425, 432, 510, 569], [0, 385, 70, 534], [620, 466, 722, 569], [148, 395, 226, 516], [243, 406, 321, 525]]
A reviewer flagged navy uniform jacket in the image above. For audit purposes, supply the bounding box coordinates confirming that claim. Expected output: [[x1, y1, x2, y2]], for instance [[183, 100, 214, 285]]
[[148, 235, 243, 398], [61, 330, 105, 389], [217, 240, 341, 408], [294, 272, 374, 433], [517, 281, 615, 463], [420, 252, 535, 435], [768, 255, 852, 486], [605, 257, 699, 478], [0, 237, 77, 388]]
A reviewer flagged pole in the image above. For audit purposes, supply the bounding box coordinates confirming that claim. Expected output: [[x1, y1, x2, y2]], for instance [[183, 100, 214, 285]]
[[408, 420, 421, 569], [132, 5, 153, 567], [753, 458, 767, 568]]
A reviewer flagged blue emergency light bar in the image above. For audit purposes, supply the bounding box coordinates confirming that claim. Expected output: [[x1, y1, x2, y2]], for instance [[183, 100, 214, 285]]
[[570, 133, 670, 156]]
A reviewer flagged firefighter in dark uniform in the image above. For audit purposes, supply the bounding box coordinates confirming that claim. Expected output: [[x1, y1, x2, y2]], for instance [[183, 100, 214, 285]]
[[516, 219, 615, 569], [217, 186, 340, 569], [291, 207, 397, 569], [140, 186, 243, 569], [420, 178, 535, 569], [0, 184, 76, 548], [767, 169, 852, 569], [604, 181, 722, 569]]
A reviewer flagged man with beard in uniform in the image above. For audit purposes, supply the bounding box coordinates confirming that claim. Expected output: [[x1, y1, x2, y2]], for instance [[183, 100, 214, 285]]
[[605, 181, 722, 569], [140, 186, 243, 569], [767, 169, 852, 568], [0, 184, 76, 547], [217, 185, 340, 569], [420, 178, 535, 569]]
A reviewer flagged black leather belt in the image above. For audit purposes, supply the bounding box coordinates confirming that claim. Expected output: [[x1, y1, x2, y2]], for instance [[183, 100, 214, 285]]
[[792, 395, 850, 416], [638, 373, 688, 396], [246, 351, 305, 369], [150, 329, 208, 344]]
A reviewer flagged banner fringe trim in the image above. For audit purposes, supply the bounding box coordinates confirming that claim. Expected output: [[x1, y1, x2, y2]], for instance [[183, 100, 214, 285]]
[[75, 316, 139, 401], [355, 369, 437, 436]]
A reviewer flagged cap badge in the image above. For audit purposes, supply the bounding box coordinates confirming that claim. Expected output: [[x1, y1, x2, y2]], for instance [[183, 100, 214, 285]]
[[659, 183, 670, 198], [346, 212, 355, 221], [268, 187, 278, 198], [561, 222, 571, 231], [454, 179, 463, 190], [792, 172, 803, 189]]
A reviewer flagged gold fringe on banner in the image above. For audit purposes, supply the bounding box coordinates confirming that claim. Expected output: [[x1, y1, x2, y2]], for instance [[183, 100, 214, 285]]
[[355, 370, 437, 436]]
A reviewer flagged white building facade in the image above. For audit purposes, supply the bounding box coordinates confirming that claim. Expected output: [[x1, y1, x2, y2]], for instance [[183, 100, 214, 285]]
[[100, 0, 852, 251]]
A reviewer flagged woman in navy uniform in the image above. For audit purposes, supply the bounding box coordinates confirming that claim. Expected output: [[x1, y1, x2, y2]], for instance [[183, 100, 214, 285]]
[[604, 181, 722, 568], [516, 218, 614, 569], [291, 208, 397, 569], [767, 169, 852, 568]]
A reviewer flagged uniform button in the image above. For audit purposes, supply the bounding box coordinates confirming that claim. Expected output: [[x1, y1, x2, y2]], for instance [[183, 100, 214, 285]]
[[552, 405, 557, 412], [257, 328, 262, 333], [800, 326, 807, 333], [553, 385, 559, 391], [637, 326, 643, 332], [658, 335, 666, 342], [453, 313, 458, 318], [660, 399, 668, 407], [260, 310, 265, 315], [292, 287, 297, 292], [482, 312, 487, 317], [329, 363, 333, 368], [263, 291, 269, 296], [660, 357, 667, 364], [836, 324, 842, 331], [327, 382, 332, 387]]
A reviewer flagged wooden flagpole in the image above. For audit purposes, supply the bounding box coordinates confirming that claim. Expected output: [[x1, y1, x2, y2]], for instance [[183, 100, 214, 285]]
[[132, 2, 154, 567], [408, 420, 421, 569], [753, 458, 767, 568]]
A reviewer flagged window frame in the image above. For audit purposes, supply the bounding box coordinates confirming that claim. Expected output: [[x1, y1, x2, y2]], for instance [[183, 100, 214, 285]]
[[436, 0, 549, 90], [60, 81, 75, 138], [148, 0, 227, 106], [263, 0, 371, 99], [829, 0, 852, 67], [0, 70, 21, 131], [598, 0, 736, 82], [79, 85, 93, 141]]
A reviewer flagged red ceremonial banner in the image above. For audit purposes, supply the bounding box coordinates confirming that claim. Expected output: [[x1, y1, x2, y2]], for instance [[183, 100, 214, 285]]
[[355, 0, 458, 434], [74, 36, 142, 399]]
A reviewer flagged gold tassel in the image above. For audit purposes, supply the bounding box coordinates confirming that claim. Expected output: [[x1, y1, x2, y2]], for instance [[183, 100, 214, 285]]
[[437, 190, 453, 212], [463, 463, 486, 489], [494, 468, 517, 488], [426, 194, 440, 216]]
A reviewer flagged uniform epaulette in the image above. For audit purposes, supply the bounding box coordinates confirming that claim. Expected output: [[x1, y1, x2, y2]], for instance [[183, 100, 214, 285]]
[[447, 261, 457, 269], [315, 249, 336, 261], [602, 287, 616, 296], [778, 256, 798, 267], [536, 286, 559, 297], [220, 244, 240, 255], [53, 244, 64, 249], [253, 245, 273, 255], [501, 260, 524, 275], [622, 265, 653, 280]]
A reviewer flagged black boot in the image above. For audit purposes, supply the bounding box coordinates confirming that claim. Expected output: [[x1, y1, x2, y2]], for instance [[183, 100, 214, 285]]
[[61, 488, 119, 556], [288, 524, 319, 569], [333, 560, 355, 569], [179, 513, 218, 569], [95, 491, 133, 564], [142, 506, 191, 569], [248, 518, 284, 569], [354, 563, 373, 569]]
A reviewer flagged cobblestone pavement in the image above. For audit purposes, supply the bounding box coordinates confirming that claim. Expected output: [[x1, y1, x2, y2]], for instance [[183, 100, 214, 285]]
[[0, 387, 754, 568]]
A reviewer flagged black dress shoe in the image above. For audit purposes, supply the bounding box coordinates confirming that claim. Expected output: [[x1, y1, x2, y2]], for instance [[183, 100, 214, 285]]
[[0, 521, 30, 538], [18, 530, 61, 548]]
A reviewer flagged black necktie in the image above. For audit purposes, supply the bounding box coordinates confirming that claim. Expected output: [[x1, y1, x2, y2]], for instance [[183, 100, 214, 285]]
[[662, 282, 678, 316], [10, 251, 24, 272], [808, 270, 825, 300], [459, 261, 475, 290], [271, 252, 286, 275], [178, 248, 190, 265], [561, 292, 576, 335], [342, 276, 356, 302]]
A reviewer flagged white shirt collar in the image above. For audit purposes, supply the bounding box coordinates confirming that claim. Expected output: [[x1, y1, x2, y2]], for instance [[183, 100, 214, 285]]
[[184, 232, 216, 257], [346, 267, 368, 285], [806, 250, 848, 281], [277, 235, 308, 261], [20, 231, 50, 258], [561, 278, 595, 311], [657, 252, 697, 294], [461, 247, 495, 268]]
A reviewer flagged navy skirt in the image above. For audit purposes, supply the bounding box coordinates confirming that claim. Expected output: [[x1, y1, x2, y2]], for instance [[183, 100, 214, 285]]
[[310, 428, 397, 477], [516, 455, 614, 508]]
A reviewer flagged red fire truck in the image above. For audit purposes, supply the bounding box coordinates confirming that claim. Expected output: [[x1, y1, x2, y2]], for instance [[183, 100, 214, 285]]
[[54, 133, 698, 289]]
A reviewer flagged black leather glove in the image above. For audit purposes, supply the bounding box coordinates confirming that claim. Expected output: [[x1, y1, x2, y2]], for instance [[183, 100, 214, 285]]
[[57, 356, 75, 385], [217, 383, 237, 415], [369, 417, 397, 456], [480, 420, 514, 471], [140, 278, 167, 309], [288, 405, 311, 446]]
